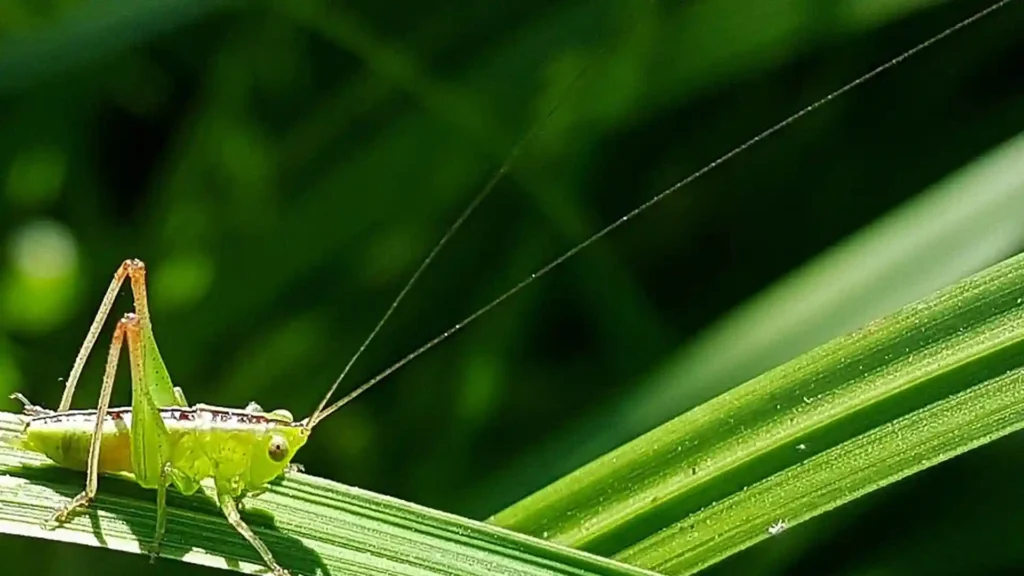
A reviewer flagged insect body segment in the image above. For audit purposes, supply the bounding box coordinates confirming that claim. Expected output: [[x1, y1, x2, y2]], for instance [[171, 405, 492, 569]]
[[18, 407, 307, 494]]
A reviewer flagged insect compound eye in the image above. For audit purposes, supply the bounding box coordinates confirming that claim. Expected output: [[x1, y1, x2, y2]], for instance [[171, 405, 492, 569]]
[[267, 434, 290, 463]]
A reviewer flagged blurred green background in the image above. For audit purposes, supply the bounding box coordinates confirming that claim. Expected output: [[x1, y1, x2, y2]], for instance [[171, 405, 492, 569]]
[[1, 0, 1022, 574]]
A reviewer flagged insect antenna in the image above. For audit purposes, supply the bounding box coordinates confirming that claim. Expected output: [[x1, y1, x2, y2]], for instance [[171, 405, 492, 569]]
[[306, 0, 1017, 427], [304, 31, 612, 429]]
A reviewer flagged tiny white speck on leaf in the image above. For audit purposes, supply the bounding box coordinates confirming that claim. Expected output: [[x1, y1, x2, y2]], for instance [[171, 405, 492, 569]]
[[768, 520, 787, 535]]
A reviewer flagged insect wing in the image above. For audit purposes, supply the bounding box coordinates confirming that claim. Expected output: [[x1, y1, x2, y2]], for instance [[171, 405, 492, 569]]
[[129, 324, 176, 488], [143, 324, 184, 408]]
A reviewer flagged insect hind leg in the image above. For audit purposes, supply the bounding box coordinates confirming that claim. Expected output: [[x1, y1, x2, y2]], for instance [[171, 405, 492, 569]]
[[47, 313, 133, 526], [58, 259, 150, 413]]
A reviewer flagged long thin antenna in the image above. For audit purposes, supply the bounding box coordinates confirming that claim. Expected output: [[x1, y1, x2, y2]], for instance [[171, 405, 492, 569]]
[[305, 44, 602, 427], [309, 0, 1016, 425]]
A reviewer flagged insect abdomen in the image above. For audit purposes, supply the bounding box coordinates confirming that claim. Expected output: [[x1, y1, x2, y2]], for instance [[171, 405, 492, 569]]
[[22, 410, 133, 473]]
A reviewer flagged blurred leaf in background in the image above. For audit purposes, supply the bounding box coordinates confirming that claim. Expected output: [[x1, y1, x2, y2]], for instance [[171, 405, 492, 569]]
[[0, 0, 1021, 575]]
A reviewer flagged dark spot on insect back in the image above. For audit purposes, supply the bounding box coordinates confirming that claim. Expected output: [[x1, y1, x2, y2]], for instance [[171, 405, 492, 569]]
[[174, 409, 196, 421]]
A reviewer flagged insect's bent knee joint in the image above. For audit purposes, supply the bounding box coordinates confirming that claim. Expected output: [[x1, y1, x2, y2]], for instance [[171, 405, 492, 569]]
[[117, 258, 146, 279]]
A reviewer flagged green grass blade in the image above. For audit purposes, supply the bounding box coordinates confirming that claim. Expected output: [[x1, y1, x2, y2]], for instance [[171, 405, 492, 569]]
[[489, 127, 1024, 507], [490, 245, 1024, 573], [0, 413, 660, 576], [616, 344, 1024, 574]]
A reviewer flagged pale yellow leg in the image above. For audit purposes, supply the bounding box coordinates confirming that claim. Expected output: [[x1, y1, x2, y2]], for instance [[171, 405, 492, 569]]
[[49, 314, 136, 524], [58, 259, 150, 412]]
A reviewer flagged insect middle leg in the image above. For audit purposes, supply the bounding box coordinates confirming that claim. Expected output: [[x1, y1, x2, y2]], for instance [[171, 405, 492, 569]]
[[151, 463, 171, 561]]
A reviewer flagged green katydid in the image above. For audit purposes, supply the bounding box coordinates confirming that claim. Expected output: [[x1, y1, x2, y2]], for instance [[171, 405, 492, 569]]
[[8, 259, 312, 575], [2, 1, 1013, 574]]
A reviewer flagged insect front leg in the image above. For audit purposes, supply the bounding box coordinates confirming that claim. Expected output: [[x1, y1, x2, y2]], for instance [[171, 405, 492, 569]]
[[47, 314, 132, 525], [217, 486, 290, 576]]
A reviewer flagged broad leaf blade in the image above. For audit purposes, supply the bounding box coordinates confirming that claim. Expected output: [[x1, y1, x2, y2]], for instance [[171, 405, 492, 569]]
[[489, 127, 1024, 509], [0, 411, 659, 576], [617, 345, 1024, 574], [491, 235, 1024, 573]]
